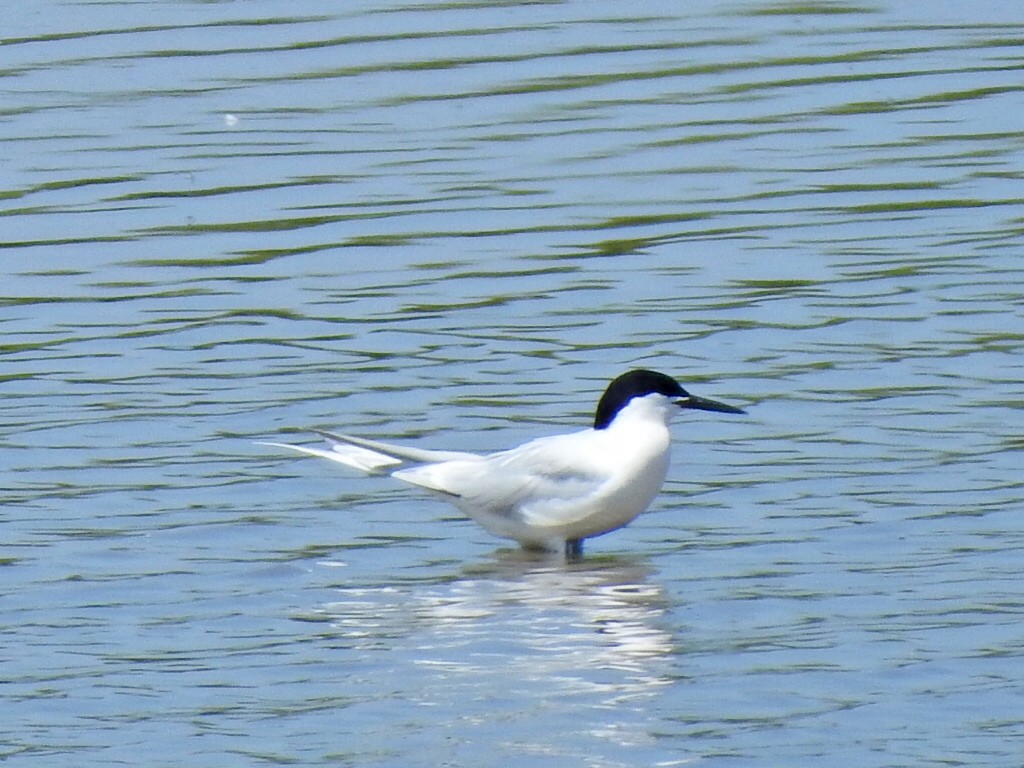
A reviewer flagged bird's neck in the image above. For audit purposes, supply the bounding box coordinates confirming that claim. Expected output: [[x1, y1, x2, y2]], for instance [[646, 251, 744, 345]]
[[600, 399, 674, 465], [606, 396, 675, 431]]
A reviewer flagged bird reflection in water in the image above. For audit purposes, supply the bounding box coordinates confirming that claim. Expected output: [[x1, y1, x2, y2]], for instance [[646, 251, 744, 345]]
[[308, 551, 676, 712]]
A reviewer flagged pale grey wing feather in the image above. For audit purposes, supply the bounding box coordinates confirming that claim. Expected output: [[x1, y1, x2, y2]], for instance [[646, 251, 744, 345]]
[[313, 430, 479, 464], [256, 440, 399, 473], [261, 430, 480, 475]]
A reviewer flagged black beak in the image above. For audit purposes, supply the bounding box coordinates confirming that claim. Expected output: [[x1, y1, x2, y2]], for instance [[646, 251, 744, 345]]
[[676, 394, 745, 415]]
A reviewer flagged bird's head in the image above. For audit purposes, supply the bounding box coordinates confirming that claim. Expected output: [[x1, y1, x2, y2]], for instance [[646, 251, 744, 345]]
[[594, 369, 745, 430]]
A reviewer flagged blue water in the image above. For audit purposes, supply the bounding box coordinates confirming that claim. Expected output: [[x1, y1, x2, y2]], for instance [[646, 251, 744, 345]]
[[3, 1, 1023, 765]]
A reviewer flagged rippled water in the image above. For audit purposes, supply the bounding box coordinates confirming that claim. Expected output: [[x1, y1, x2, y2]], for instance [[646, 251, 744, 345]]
[[4, 1, 1023, 765]]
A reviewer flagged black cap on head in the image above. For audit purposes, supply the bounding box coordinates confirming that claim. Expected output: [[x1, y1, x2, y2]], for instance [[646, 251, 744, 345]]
[[593, 370, 687, 429], [593, 369, 745, 429]]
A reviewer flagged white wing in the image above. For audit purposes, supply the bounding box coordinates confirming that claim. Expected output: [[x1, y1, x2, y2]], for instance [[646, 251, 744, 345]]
[[394, 429, 613, 528]]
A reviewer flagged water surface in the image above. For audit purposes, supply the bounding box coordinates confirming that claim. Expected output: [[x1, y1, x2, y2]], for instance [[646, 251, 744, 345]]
[[3, 1, 1023, 765]]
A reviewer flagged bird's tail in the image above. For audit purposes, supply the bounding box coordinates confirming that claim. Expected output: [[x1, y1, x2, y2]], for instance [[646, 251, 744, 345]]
[[257, 437, 402, 474], [258, 429, 479, 474]]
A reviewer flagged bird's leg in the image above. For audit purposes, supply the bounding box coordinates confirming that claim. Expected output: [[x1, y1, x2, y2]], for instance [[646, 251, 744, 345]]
[[564, 538, 583, 560]]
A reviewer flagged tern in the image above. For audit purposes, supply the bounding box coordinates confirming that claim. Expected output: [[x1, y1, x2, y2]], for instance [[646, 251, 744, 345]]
[[262, 369, 744, 557]]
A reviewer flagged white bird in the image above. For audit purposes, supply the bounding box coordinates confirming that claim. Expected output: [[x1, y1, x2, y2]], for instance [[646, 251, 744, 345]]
[[262, 370, 745, 557]]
